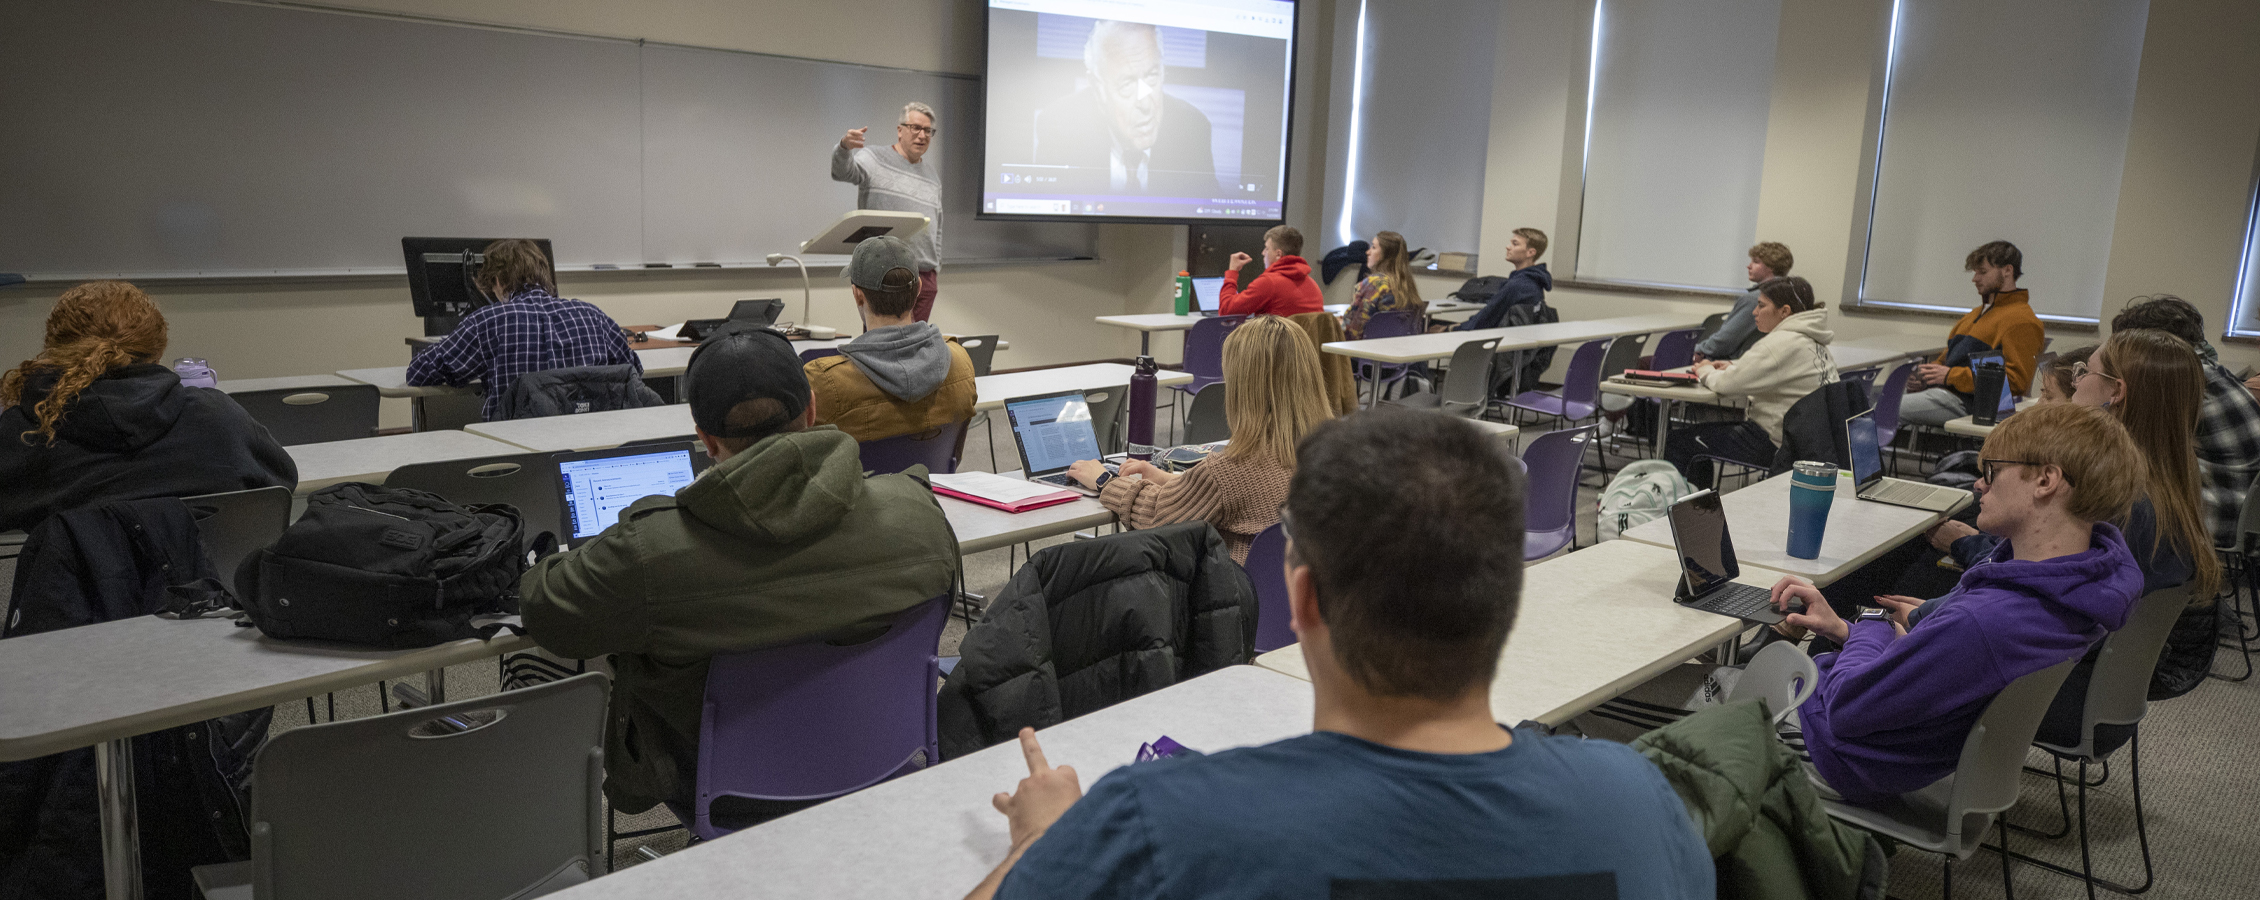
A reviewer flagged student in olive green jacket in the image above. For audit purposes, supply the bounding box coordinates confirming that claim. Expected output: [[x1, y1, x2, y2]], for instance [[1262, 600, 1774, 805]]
[[520, 328, 960, 815]]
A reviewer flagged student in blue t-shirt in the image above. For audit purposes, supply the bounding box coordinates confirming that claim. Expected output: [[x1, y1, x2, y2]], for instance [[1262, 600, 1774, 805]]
[[966, 407, 1715, 900]]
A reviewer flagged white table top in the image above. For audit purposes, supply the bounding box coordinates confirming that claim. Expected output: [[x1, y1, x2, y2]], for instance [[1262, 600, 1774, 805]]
[[1833, 334, 1946, 359], [1830, 343, 1918, 373], [1323, 313, 1706, 365], [466, 405, 695, 453], [1255, 540, 1751, 727], [939, 472, 1117, 555], [288, 429, 524, 494], [215, 374, 361, 394], [338, 347, 708, 398], [974, 364, 1193, 411], [544, 665, 1313, 900], [1599, 375, 1740, 405], [0, 614, 530, 763], [1619, 472, 1969, 586], [1943, 399, 2036, 437], [1094, 313, 1207, 333]]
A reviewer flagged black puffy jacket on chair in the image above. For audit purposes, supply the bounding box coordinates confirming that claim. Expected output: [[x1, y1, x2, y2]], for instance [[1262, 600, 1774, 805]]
[[1769, 380, 1872, 475], [0, 499, 267, 900], [938, 522, 1257, 760], [494, 364, 664, 420]]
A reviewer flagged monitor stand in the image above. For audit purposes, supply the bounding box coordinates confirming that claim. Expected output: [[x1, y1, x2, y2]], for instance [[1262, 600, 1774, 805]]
[[423, 314, 461, 337]]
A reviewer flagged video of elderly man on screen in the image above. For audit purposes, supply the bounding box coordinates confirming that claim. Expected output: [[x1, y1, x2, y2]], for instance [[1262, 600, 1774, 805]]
[[981, 0, 1296, 222]]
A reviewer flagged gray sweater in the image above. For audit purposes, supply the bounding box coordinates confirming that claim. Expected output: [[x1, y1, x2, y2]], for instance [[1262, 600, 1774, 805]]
[[831, 144, 942, 270]]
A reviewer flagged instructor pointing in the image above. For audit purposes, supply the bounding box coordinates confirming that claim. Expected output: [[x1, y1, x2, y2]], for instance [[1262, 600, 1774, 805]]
[[833, 102, 944, 322]]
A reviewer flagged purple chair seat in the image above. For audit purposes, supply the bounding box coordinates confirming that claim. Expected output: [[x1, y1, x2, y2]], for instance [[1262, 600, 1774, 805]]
[[1504, 339, 1608, 425], [1521, 425, 1595, 560], [693, 594, 952, 840]]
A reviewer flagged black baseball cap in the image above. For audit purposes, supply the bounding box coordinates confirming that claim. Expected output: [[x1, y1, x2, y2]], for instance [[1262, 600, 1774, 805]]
[[683, 327, 810, 439]]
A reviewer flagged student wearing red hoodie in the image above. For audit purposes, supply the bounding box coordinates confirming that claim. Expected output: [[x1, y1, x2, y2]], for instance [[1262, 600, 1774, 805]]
[[1220, 226, 1324, 317], [1767, 403, 2145, 806]]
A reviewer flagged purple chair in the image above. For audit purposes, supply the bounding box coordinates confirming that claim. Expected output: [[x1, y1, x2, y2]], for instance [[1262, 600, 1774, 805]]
[[1242, 523, 1294, 653], [1522, 425, 1596, 560], [1171, 314, 1248, 400], [692, 594, 952, 840], [1648, 329, 1701, 371], [1870, 362, 1917, 469], [1350, 310, 1424, 404], [800, 348, 840, 363], [858, 420, 965, 476], [1505, 339, 1608, 427]]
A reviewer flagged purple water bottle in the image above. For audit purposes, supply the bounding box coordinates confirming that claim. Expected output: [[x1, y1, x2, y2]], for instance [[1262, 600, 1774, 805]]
[[1127, 355, 1159, 460], [173, 357, 218, 389]]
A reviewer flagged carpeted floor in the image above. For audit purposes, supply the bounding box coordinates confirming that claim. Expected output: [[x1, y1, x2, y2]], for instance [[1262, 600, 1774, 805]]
[[6, 407, 2257, 897]]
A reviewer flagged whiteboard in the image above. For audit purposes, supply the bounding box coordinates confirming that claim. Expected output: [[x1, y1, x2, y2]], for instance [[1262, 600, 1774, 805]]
[[0, 0, 1096, 279]]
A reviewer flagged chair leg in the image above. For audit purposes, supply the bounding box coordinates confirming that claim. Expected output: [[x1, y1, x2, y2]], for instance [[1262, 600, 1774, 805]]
[[1943, 855, 1955, 899], [2010, 756, 2075, 840], [1996, 738, 2157, 896], [1998, 807, 2017, 900]]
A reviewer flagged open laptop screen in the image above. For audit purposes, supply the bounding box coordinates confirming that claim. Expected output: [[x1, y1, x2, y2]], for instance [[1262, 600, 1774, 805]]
[[1006, 392, 1103, 476], [1665, 490, 1741, 601], [1191, 277, 1226, 314], [1846, 410, 1885, 488], [728, 298, 785, 327], [558, 448, 698, 542]]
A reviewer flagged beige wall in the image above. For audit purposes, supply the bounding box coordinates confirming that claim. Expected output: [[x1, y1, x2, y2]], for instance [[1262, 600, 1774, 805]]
[[1476, 0, 2260, 367]]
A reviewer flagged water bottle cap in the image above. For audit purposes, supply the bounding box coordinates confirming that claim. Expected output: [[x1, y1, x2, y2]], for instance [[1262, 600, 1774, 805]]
[[1792, 460, 1836, 477]]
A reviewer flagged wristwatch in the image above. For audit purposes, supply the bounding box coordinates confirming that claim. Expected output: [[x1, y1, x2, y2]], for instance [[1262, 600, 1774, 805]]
[[1858, 608, 1892, 624], [1093, 471, 1115, 491]]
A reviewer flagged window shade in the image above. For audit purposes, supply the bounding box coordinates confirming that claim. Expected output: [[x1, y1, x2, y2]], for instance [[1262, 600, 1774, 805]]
[[1858, 0, 2149, 322], [1321, 0, 1497, 257], [1576, 0, 1782, 290]]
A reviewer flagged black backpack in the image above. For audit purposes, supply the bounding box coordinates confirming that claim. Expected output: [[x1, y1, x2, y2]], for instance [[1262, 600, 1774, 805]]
[[235, 483, 526, 648]]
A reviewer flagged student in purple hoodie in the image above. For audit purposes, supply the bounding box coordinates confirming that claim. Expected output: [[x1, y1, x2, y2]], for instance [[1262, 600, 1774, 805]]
[[1765, 402, 2146, 805]]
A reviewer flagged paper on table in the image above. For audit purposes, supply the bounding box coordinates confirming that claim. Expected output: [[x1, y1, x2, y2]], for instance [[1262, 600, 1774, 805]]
[[930, 471, 1076, 504], [647, 323, 687, 341]]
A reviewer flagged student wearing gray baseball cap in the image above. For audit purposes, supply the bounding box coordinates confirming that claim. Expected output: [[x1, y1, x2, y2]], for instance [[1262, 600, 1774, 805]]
[[806, 235, 978, 443], [520, 326, 961, 817]]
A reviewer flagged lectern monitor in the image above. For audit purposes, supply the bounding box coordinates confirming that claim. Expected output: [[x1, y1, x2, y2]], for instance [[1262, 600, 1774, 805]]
[[402, 237, 555, 321], [980, 0, 1299, 225]]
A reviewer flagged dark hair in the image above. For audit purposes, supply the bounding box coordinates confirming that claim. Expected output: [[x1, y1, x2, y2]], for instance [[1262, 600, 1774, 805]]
[[2111, 294, 2208, 347], [713, 397, 805, 454], [479, 239, 556, 297], [1964, 240, 2023, 279], [1286, 408, 1525, 700], [1756, 275, 1818, 314], [1264, 225, 1304, 258], [861, 268, 920, 317]]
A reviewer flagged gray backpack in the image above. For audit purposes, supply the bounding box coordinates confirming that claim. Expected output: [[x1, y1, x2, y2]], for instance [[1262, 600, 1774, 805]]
[[1597, 460, 1693, 542]]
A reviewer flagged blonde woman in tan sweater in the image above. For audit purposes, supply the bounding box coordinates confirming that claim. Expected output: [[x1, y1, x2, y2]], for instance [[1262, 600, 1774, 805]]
[[1066, 315, 1335, 562]]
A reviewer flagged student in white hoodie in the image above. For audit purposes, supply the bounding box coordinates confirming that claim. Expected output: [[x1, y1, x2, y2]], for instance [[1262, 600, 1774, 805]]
[[1664, 276, 1837, 488]]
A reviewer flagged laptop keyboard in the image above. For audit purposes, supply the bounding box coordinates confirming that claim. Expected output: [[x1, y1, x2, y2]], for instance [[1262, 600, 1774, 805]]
[[1694, 582, 1778, 620], [1867, 478, 1944, 506]]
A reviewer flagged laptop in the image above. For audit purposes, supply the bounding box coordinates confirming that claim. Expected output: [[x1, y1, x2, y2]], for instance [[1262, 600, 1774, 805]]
[[678, 298, 787, 342], [1190, 276, 1226, 315], [1845, 410, 1966, 512], [1003, 390, 1116, 496], [553, 442, 711, 549], [1664, 490, 1786, 625]]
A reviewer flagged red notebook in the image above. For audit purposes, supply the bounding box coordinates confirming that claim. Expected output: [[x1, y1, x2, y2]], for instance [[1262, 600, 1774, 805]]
[[931, 485, 1082, 513]]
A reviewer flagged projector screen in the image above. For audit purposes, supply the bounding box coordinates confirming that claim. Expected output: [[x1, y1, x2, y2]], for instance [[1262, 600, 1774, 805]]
[[980, 0, 1299, 224]]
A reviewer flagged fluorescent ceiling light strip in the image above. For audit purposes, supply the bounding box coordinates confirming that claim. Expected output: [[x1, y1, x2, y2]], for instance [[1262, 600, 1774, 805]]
[[1337, 0, 1369, 246]]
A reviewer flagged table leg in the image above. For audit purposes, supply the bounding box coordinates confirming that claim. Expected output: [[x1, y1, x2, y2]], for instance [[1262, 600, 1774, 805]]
[[97, 738, 142, 900], [1653, 398, 1674, 460], [409, 395, 427, 433], [1139, 333, 1151, 357], [426, 668, 447, 705]]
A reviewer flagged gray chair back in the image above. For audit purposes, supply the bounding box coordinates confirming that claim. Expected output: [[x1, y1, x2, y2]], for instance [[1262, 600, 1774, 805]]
[[2045, 586, 2189, 756], [182, 486, 292, 595], [231, 384, 381, 445], [1695, 311, 1729, 345], [1083, 385, 1129, 454], [1436, 338, 1501, 417], [242, 673, 608, 899], [384, 451, 563, 549], [956, 335, 1000, 377], [1725, 640, 1818, 726], [1945, 657, 2080, 830], [1184, 382, 1230, 444], [1599, 333, 1648, 380]]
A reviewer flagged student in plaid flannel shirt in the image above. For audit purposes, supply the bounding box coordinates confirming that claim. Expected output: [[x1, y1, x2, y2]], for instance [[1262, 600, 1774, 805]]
[[406, 239, 639, 421]]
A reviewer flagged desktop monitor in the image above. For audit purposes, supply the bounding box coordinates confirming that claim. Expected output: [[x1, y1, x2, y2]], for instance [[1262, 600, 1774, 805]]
[[402, 237, 555, 336]]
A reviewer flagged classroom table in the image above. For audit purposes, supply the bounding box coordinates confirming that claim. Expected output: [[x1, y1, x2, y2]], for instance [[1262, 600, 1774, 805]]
[[1833, 334, 1947, 360], [286, 429, 525, 494], [937, 472, 1117, 554], [973, 363, 1193, 411], [1617, 470, 1970, 587], [1323, 312, 1706, 367], [541, 665, 1313, 900], [1942, 399, 2035, 438], [1253, 539, 1754, 728], [1097, 304, 1483, 354], [467, 405, 695, 453], [213, 374, 361, 394], [1596, 346, 1922, 458], [0, 614, 532, 899], [339, 346, 717, 399]]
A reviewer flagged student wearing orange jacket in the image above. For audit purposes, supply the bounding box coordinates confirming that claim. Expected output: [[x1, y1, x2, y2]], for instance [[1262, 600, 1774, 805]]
[[1220, 226, 1325, 318], [1898, 241, 2046, 428]]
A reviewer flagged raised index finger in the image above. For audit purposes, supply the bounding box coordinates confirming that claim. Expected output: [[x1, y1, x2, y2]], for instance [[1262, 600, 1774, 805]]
[[1018, 727, 1050, 774]]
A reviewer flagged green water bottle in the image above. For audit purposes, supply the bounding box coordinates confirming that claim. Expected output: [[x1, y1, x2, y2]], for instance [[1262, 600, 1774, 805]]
[[1173, 270, 1194, 315]]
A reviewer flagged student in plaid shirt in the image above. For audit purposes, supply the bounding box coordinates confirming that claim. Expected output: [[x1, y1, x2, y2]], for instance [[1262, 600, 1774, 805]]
[[406, 239, 640, 421], [2109, 295, 2260, 548]]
